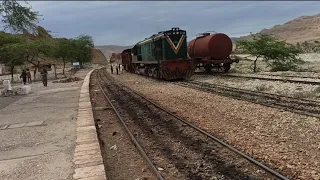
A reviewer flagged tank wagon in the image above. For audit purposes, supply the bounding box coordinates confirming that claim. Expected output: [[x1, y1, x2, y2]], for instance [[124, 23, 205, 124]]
[[121, 27, 195, 80], [188, 32, 239, 72]]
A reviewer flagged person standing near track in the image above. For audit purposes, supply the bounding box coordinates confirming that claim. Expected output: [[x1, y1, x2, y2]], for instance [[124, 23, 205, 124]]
[[20, 69, 27, 85], [41, 68, 48, 87], [111, 65, 114, 74], [26, 69, 32, 83]]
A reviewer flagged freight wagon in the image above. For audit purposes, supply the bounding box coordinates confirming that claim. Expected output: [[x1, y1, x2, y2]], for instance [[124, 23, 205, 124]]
[[188, 32, 239, 72]]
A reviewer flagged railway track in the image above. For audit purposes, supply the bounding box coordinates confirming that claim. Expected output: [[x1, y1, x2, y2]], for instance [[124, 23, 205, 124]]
[[217, 74, 320, 85], [175, 80, 320, 118], [257, 73, 320, 80], [96, 68, 289, 180]]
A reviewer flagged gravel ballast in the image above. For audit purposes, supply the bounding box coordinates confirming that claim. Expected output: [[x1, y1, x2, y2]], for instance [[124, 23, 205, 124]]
[[191, 74, 320, 100], [109, 70, 320, 180]]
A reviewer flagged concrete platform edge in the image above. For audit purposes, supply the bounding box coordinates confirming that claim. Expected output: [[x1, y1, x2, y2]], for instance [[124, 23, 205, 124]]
[[72, 69, 107, 180]]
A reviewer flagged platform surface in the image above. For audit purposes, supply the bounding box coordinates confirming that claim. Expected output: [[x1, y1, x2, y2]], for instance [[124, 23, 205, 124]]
[[0, 70, 91, 180]]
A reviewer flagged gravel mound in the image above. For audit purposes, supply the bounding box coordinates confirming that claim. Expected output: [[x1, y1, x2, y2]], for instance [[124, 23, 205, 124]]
[[52, 77, 83, 83]]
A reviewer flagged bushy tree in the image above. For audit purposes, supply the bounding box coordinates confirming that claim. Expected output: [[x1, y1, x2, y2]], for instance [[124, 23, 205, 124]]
[[0, 32, 27, 77], [51, 38, 75, 75], [0, 30, 54, 78], [0, 0, 40, 32], [72, 34, 94, 68], [236, 34, 304, 72], [264, 41, 304, 71]]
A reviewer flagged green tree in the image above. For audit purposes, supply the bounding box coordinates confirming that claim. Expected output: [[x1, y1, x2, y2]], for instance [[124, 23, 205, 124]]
[[0, 0, 40, 32], [236, 34, 272, 72], [72, 34, 94, 68], [52, 38, 74, 75], [236, 34, 303, 72], [0, 32, 27, 77], [264, 40, 304, 71], [21, 38, 55, 78]]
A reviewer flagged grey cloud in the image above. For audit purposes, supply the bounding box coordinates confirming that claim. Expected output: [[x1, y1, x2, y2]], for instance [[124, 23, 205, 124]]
[[3, 1, 320, 46]]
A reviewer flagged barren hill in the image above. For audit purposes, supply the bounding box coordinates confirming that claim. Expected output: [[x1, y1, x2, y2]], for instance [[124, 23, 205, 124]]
[[92, 49, 108, 65], [238, 13, 320, 44], [95, 45, 133, 58]]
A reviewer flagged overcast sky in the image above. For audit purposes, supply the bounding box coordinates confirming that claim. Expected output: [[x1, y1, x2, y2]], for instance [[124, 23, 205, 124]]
[[9, 1, 320, 46]]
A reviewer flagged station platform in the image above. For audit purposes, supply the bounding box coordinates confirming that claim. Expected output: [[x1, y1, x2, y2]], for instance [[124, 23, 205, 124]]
[[0, 69, 106, 180]]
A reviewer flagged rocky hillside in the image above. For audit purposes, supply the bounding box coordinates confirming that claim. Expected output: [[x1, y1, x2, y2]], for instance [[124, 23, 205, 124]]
[[91, 49, 108, 65], [238, 13, 320, 44], [95, 45, 133, 58]]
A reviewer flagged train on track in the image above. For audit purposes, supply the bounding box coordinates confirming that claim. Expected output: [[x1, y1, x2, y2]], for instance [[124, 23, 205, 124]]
[[121, 27, 238, 80]]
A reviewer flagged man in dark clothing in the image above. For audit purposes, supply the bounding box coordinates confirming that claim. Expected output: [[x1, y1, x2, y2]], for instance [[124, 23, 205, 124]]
[[41, 68, 48, 87], [116, 66, 118, 74], [20, 70, 27, 85], [111, 65, 113, 74], [26, 69, 32, 83]]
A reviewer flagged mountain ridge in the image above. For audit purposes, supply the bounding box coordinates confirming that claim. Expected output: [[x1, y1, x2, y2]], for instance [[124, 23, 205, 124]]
[[96, 13, 320, 56], [237, 13, 320, 44]]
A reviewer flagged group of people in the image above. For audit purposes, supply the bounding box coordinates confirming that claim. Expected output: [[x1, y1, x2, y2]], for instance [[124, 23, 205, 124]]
[[20, 68, 48, 87], [110, 64, 122, 74], [20, 69, 32, 85]]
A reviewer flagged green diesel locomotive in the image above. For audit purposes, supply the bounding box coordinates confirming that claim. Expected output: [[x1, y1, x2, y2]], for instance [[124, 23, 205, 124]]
[[121, 27, 195, 80]]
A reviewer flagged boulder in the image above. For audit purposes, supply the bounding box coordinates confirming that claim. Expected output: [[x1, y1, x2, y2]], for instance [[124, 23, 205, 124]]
[[14, 85, 32, 95]]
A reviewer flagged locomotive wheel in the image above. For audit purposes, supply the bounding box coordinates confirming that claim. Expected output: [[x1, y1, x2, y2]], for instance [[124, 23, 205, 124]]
[[204, 65, 212, 72], [135, 66, 140, 75], [223, 63, 231, 72], [153, 69, 158, 78], [148, 68, 153, 77]]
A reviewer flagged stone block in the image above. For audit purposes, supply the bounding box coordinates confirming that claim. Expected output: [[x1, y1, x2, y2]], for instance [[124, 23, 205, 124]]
[[75, 142, 100, 153], [73, 153, 103, 165], [14, 85, 32, 95], [77, 175, 106, 180], [73, 164, 105, 179]]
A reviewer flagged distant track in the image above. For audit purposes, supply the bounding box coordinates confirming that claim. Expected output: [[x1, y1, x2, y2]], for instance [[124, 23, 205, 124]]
[[214, 74, 320, 85], [257, 73, 320, 80], [175, 80, 320, 118]]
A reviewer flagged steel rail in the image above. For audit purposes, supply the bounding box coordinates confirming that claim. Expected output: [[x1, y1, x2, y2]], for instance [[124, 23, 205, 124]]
[[188, 80, 320, 105], [96, 69, 164, 180], [195, 71, 320, 80], [105, 73, 289, 180], [218, 74, 320, 85], [257, 73, 320, 80]]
